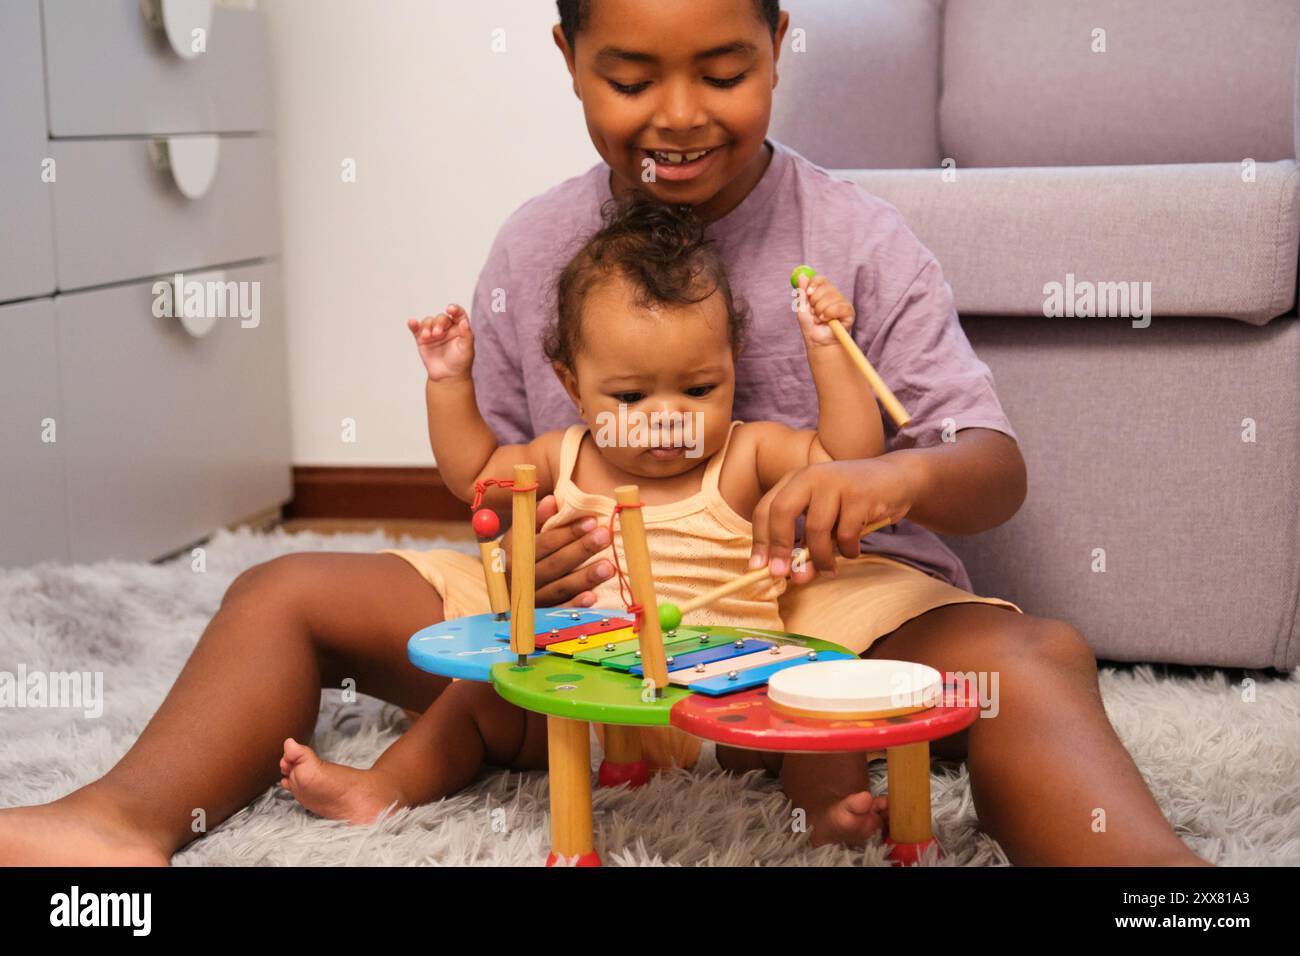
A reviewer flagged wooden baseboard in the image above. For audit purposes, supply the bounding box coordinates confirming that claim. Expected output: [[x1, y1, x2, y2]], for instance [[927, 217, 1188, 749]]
[[279, 518, 476, 542], [286, 466, 466, 521]]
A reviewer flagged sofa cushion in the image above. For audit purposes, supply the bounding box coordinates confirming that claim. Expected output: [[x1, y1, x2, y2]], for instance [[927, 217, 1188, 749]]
[[768, 0, 941, 169], [941, 313, 1300, 672], [845, 161, 1300, 325], [941, 0, 1299, 167]]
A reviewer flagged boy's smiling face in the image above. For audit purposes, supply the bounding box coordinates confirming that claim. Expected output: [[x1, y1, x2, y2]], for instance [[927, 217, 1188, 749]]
[[554, 0, 788, 222], [553, 270, 737, 481]]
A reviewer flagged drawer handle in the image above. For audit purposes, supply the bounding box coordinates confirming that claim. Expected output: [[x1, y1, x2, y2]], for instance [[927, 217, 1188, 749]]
[[140, 0, 214, 60], [148, 135, 220, 200], [156, 269, 226, 338]]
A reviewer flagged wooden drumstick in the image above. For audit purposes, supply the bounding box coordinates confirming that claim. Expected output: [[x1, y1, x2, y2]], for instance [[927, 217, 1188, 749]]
[[677, 548, 809, 617], [791, 265, 912, 429]]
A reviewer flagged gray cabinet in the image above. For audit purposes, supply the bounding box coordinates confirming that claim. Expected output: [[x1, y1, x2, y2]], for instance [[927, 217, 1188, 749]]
[[51, 135, 279, 290], [42, 0, 273, 136], [57, 264, 290, 562], [0, 300, 70, 566], [0, 0, 57, 303], [0, 0, 290, 568]]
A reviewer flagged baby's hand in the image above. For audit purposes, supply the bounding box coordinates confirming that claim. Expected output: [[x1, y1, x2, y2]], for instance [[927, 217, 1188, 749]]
[[408, 304, 473, 382], [793, 272, 854, 346]]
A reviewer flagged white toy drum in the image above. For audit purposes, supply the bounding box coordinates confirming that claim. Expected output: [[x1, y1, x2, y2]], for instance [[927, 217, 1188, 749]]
[[767, 659, 943, 720]]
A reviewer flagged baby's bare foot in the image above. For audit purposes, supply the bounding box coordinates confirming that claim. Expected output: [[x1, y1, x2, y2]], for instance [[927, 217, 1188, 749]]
[[807, 791, 889, 848], [0, 797, 170, 866], [279, 738, 406, 825]]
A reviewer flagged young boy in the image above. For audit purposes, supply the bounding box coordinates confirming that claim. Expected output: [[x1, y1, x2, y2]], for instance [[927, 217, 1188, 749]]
[[0, 0, 1210, 865]]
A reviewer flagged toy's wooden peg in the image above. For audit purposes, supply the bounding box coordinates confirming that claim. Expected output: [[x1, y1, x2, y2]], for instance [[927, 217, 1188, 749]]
[[509, 464, 538, 665], [473, 507, 508, 622], [613, 485, 669, 696], [479, 538, 510, 621]]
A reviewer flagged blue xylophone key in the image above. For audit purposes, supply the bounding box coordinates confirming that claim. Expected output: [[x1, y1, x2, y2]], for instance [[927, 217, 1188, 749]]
[[687, 650, 856, 696], [629, 638, 772, 676]]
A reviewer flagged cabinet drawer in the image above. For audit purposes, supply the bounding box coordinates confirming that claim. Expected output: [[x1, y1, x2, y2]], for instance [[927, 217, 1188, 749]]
[[51, 134, 278, 291], [56, 263, 291, 562], [42, 0, 272, 136], [0, 299, 70, 567], [0, 0, 56, 302]]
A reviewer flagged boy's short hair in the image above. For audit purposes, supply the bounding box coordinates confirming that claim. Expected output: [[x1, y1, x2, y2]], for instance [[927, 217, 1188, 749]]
[[556, 0, 781, 51], [544, 193, 748, 371]]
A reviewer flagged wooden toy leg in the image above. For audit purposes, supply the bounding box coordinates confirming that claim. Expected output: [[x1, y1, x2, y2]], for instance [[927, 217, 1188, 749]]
[[884, 740, 940, 865], [598, 724, 649, 789], [545, 716, 601, 867]]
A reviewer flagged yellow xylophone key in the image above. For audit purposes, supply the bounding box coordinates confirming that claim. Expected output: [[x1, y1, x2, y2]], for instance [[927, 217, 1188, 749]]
[[546, 627, 639, 657]]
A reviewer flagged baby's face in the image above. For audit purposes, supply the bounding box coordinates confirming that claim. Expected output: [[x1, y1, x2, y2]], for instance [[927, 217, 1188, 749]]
[[555, 274, 736, 480], [553, 0, 786, 219]]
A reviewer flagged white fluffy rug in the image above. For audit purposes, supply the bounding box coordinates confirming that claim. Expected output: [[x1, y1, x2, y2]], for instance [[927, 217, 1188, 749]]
[[1, 526, 1296, 866]]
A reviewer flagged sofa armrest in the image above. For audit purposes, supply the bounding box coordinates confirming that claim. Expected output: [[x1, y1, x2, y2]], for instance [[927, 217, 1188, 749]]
[[845, 161, 1300, 325]]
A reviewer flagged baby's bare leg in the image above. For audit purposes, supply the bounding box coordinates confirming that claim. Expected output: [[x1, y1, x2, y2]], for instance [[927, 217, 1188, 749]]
[[716, 739, 886, 847], [281, 680, 547, 823], [778, 752, 888, 847], [373, 680, 549, 799]]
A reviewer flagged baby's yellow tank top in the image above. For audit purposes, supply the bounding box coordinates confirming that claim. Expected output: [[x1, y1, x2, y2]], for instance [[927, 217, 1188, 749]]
[[540, 419, 786, 630]]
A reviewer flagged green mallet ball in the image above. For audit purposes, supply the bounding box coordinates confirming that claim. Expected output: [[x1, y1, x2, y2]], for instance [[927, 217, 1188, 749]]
[[790, 264, 816, 289], [658, 602, 682, 632]]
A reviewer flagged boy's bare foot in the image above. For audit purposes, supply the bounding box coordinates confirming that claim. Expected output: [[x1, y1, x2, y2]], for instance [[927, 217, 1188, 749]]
[[279, 738, 407, 825], [0, 797, 171, 866], [806, 791, 889, 848]]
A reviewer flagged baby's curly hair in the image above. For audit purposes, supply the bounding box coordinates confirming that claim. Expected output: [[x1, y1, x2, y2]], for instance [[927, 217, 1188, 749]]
[[543, 193, 748, 372]]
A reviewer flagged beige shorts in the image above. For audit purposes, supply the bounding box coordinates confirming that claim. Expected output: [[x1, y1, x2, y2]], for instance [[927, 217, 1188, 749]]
[[379, 546, 1021, 656]]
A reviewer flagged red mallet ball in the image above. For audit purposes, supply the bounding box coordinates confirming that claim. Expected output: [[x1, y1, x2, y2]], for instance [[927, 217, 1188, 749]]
[[472, 509, 500, 538]]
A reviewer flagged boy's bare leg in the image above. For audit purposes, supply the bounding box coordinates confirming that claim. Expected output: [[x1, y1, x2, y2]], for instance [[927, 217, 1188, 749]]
[[720, 604, 1211, 863], [0, 553, 452, 865], [280, 681, 548, 824], [771, 604, 1211, 864]]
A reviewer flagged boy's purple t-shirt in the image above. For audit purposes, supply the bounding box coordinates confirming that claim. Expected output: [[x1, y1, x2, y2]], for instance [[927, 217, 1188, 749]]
[[468, 138, 1018, 592]]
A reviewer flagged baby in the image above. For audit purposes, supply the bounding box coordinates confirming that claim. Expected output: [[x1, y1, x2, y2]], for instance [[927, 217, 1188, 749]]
[[279, 193, 890, 843]]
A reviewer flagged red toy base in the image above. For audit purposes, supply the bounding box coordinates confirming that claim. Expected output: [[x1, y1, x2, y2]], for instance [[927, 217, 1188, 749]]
[[885, 835, 941, 866], [546, 850, 602, 867], [597, 759, 650, 789]]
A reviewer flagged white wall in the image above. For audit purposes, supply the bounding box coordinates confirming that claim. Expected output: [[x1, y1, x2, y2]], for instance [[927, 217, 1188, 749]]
[[264, 0, 600, 465]]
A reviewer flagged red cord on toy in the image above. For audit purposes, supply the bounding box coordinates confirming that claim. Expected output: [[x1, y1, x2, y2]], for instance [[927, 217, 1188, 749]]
[[608, 504, 645, 634], [470, 477, 539, 512], [470, 476, 542, 541]]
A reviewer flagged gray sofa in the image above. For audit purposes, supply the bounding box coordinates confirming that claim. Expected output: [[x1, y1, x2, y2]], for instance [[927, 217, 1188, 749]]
[[770, 0, 1300, 671]]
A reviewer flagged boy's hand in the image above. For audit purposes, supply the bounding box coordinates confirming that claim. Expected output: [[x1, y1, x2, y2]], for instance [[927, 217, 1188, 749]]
[[408, 304, 473, 382], [749, 458, 918, 584], [499, 494, 616, 608], [793, 271, 854, 347]]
